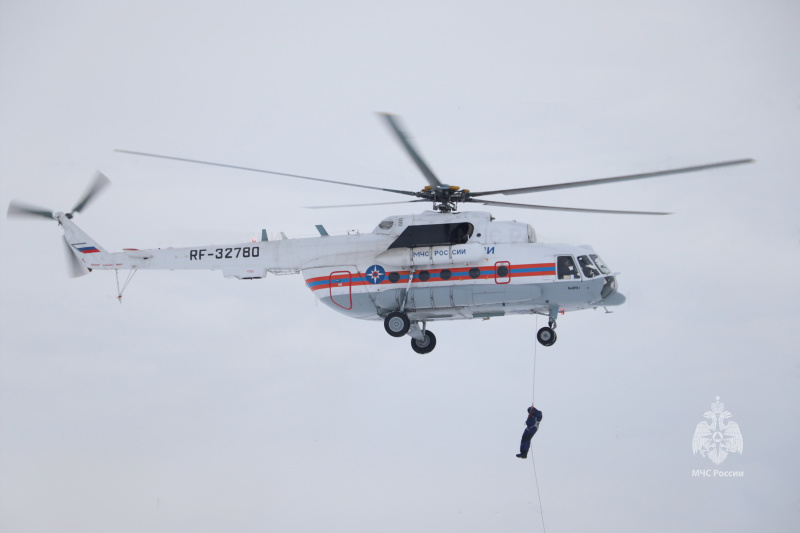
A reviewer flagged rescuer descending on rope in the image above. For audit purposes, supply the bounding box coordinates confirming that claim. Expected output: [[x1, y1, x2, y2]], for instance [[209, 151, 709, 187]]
[[516, 406, 542, 459]]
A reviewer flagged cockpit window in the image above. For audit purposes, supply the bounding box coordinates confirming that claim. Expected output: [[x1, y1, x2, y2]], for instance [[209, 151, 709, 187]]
[[589, 254, 611, 275], [577, 255, 601, 278], [556, 255, 580, 280]]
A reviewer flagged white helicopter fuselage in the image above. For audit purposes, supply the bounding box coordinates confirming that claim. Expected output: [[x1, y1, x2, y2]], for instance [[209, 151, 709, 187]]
[[12, 115, 751, 353], [58, 210, 625, 329]]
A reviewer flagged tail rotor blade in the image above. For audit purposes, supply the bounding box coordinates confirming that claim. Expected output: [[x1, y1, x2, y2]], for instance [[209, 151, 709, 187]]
[[62, 237, 88, 278], [71, 171, 111, 214], [7, 201, 54, 219]]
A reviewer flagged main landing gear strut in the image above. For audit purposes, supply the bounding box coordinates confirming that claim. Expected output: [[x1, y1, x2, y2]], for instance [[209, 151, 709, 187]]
[[383, 311, 436, 354], [536, 308, 560, 347]]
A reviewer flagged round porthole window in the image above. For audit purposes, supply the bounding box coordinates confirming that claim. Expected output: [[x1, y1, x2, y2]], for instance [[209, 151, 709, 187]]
[[469, 268, 480, 279], [388, 272, 400, 283], [440, 269, 452, 280], [496, 265, 509, 277], [419, 270, 430, 281]]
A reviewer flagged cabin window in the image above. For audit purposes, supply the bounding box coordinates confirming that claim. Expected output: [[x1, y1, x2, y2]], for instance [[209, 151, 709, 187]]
[[577, 255, 601, 278], [388, 272, 400, 283], [388, 222, 474, 249], [468, 267, 481, 279], [495, 261, 511, 284], [440, 269, 452, 280], [556, 256, 580, 280], [419, 270, 430, 281], [589, 254, 612, 275]]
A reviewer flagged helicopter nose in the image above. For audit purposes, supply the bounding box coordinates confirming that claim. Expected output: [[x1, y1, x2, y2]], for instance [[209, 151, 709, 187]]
[[600, 275, 617, 299], [599, 275, 625, 305], [602, 291, 626, 306]]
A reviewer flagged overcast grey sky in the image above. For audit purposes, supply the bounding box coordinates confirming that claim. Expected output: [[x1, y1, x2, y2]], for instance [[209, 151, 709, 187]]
[[2, 1, 799, 532]]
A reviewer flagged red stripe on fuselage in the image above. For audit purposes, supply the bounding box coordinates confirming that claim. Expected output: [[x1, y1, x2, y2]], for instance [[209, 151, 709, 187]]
[[306, 263, 556, 292]]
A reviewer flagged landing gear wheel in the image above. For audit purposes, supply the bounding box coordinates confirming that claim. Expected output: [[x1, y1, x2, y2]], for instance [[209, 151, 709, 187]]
[[411, 330, 436, 354], [384, 311, 411, 337], [537, 327, 557, 347]]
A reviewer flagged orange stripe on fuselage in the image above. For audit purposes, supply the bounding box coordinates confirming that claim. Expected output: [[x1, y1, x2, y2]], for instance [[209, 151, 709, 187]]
[[306, 263, 556, 292]]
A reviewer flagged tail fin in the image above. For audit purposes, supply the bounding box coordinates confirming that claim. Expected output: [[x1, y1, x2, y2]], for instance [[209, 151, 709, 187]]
[[60, 213, 106, 252], [57, 213, 111, 272]]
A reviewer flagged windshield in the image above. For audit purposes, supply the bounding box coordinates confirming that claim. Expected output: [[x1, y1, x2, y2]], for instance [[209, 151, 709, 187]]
[[589, 254, 612, 275], [577, 255, 601, 278]]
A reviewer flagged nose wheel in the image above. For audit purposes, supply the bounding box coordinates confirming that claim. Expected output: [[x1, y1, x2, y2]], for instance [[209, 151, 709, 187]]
[[537, 326, 557, 347]]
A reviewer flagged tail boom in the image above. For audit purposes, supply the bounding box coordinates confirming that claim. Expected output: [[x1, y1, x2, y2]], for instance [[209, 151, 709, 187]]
[[59, 215, 393, 280]]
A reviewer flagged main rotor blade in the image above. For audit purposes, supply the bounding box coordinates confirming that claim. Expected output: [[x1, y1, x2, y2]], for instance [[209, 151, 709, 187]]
[[305, 199, 429, 209], [63, 236, 88, 278], [71, 172, 111, 214], [7, 201, 54, 219], [469, 159, 755, 197], [473, 199, 672, 215], [379, 113, 443, 188], [116, 149, 419, 197]]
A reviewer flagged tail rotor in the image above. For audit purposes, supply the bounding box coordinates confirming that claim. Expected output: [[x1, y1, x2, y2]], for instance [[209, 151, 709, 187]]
[[7, 171, 110, 221], [7, 172, 111, 277]]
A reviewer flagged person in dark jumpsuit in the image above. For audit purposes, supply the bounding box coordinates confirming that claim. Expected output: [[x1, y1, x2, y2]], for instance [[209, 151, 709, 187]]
[[516, 406, 542, 459]]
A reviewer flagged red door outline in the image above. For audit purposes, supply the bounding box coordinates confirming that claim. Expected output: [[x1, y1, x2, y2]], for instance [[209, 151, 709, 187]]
[[494, 261, 511, 284], [329, 271, 352, 309]]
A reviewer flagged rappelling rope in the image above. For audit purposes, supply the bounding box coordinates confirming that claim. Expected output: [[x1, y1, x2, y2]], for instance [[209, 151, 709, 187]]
[[531, 454, 546, 531], [531, 315, 546, 532], [532, 316, 538, 403]]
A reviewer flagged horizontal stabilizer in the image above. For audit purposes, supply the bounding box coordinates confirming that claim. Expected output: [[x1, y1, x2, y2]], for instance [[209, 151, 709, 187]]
[[223, 267, 268, 279], [123, 249, 154, 260]]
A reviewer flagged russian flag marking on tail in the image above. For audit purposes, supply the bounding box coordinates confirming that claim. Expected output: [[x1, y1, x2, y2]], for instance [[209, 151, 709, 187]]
[[72, 242, 100, 254]]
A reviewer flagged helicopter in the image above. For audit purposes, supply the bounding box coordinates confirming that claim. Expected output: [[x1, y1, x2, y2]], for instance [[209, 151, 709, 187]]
[[7, 114, 753, 353]]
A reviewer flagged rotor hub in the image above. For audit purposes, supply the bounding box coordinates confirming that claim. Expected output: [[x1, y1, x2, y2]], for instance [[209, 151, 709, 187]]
[[416, 185, 472, 212]]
